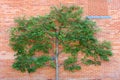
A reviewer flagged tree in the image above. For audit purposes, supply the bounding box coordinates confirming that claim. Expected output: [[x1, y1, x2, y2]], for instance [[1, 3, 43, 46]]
[[9, 5, 112, 80]]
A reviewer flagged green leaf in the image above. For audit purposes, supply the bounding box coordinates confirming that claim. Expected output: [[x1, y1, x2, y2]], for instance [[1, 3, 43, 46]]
[[83, 59, 95, 65], [49, 61, 56, 68]]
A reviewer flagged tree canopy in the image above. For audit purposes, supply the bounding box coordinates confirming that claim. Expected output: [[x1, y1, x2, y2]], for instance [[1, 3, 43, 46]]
[[10, 5, 112, 74]]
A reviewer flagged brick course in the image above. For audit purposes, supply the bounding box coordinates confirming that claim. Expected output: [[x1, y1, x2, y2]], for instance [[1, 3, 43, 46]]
[[0, 0, 120, 80]]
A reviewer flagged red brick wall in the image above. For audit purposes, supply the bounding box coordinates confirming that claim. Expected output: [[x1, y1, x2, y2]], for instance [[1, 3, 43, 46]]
[[0, 0, 120, 80], [88, 0, 108, 16]]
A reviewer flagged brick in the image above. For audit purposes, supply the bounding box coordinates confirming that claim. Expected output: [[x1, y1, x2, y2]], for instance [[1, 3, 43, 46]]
[[0, 0, 120, 80], [88, 0, 108, 16]]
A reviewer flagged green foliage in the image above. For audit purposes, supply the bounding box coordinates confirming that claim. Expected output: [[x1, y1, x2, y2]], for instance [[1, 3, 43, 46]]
[[49, 61, 56, 68], [10, 5, 112, 73], [12, 55, 51, 73], [64, 57, 81, 71], [81, 59, 101, 65]]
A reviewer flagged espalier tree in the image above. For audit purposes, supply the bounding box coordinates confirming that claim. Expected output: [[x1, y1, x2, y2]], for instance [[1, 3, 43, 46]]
[[10, 6, 112, 80]]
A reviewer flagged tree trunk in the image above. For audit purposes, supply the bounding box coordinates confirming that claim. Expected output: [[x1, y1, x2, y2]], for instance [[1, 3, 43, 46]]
[[55, 32, 59, 80]]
